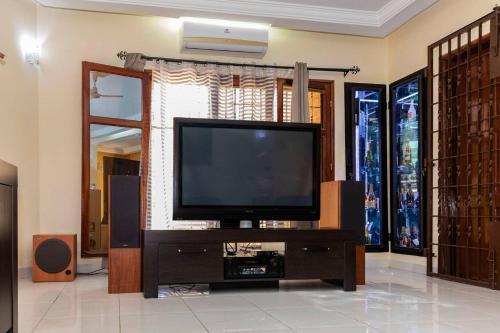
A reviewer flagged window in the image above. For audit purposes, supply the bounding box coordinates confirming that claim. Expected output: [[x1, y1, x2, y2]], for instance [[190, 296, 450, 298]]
[[148, 73, 277, 230], [149, 83, 211, 230], [148, 69, 334, 230]]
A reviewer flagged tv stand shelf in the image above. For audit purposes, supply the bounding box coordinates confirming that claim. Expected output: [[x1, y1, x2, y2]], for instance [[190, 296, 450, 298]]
[[142, 228, 357, 298]]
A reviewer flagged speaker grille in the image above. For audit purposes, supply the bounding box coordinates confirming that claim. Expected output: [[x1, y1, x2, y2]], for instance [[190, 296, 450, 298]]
[[35, 239, 71, 274], [110, 176, 140, 248]]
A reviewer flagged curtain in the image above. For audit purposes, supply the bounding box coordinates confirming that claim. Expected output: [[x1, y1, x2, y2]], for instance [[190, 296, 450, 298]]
[[147, 61, 278, 229], [124, 53, 146, 71], [291, 62, 309, 123], [237, 66, 277, 121]]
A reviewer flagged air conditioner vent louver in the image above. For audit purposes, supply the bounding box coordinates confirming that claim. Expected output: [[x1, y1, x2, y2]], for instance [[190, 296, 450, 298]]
[[181, 21, 268, 55]]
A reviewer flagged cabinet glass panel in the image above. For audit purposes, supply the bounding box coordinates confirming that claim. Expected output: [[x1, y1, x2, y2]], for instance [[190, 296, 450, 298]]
[[89, 71, 142, 121], [345, 85, 387, 251], [390, 72, 425, 255], [356, 90, 384, 248]]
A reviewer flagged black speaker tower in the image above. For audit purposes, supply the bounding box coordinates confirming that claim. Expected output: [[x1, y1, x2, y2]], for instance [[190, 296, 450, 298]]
[[109, 175, 141, 249]]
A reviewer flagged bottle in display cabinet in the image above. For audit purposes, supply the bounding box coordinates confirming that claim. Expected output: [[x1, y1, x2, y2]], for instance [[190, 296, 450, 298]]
[[403, 139, 412, 167], [365, 142, 374, 167], [366, 183, 376, 209]]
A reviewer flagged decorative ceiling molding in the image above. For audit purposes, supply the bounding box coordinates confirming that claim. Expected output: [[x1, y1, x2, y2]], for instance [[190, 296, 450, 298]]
[[35, 0, 439, 37], [378, 0, 416, 25]]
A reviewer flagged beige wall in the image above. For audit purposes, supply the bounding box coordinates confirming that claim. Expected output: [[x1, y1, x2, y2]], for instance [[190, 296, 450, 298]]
[[7, 0, 497, 269], [36, 6, 388, 266], [0, 0, 40, 269], [387, 0, 497, 82]]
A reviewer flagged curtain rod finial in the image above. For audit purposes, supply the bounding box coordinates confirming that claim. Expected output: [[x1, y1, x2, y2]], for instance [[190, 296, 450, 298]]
[[343, 66, 360, 77], [117, 51, 128, 60]]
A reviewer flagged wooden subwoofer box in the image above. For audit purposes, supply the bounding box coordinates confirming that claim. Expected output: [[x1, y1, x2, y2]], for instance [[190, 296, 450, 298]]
[[32, 234, 77, 282]]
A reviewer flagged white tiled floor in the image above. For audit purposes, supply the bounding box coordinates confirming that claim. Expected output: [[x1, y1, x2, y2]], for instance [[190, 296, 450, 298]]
[[18, 268, 500, 333]]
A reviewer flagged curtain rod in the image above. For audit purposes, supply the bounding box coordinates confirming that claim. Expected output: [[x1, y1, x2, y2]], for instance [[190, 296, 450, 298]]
[[117, 51, 360, 77]]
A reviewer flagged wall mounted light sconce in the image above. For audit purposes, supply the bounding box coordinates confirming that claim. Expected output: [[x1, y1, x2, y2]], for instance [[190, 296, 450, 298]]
[[0, 51, 5, 60], [21, 36, 41, 65]]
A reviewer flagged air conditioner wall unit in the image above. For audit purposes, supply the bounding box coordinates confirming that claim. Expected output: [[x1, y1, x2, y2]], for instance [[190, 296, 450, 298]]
[[181, 20, 269, 55]]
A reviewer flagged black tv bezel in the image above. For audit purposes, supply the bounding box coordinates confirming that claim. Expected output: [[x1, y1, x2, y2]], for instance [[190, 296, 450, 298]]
[[173, 117, 321, 222]]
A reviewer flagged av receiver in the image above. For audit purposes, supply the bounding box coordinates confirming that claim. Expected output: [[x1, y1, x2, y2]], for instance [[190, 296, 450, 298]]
[[224, 251, 284, 280]]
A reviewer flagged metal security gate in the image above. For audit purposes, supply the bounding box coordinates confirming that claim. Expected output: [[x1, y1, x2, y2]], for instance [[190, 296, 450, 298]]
[[427, 8, 500, 289]]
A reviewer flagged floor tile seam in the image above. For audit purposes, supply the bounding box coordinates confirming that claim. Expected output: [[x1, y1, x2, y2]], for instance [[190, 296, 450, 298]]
[[118, 293, 122, 333], [439, 319, 498, 333], [329, 309, 386, 328], [441, 318, 500, 322], [240, 294, 320, 311], [181, 296, 211, 333], [365, 319, 444, 327], [242, 296, 299, 333], [184, 293, 262, 312], [362, 322, 388, 333], [30, 284, 67, 332], [40, 313, 121, 321]]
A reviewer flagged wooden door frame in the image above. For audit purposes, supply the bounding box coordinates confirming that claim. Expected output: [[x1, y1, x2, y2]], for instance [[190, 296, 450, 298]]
[[81, 61, 151, 258], [277, 78, 335, 181]]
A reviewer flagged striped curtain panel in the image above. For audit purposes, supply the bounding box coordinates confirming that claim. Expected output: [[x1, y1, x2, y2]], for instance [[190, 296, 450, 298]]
[[146, 62, 278, 230], [236, 67, 277, 121]]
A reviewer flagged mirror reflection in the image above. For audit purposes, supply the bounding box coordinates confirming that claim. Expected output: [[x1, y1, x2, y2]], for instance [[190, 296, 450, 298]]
[[89, 71, 142, 121], [87, 124, 142, 255]]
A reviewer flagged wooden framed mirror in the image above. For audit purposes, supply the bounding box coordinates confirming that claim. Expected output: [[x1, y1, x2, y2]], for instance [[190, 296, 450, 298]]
[[82, 62, 151, 257]]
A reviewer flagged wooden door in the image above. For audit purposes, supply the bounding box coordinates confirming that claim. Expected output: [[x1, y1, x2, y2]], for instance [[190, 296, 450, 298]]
[[427, 13, 499, 288], [277, 79, 335, 181]]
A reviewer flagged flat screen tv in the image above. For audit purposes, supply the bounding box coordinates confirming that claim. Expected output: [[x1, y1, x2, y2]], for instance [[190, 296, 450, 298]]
[[173, 117, 321, 228]]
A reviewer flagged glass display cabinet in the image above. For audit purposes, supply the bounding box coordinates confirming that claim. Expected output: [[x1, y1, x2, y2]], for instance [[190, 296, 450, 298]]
[[345, 83, 388, 252], [389, 69, 426, 255]]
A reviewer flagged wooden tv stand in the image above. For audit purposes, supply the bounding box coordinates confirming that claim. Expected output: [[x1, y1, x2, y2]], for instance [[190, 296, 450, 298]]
[[142, 228, 356, 298]]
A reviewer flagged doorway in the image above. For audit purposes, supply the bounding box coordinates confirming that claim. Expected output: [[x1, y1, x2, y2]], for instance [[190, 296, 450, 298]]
[[277, 79, 335, 182]]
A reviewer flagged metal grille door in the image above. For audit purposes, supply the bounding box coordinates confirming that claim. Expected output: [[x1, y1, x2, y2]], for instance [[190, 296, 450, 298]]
[[427, 10, 500, 289]]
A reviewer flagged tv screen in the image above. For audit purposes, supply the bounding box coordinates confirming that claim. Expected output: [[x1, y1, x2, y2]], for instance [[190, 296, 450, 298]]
[[173, 118, 321, 222]]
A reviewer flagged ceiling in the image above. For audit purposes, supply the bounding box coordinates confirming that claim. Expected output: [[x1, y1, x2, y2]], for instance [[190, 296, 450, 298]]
[[35, 0, 439, 37], [91, 126, 142, 155]]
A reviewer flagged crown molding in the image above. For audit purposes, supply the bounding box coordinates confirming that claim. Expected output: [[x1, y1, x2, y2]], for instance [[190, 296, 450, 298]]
[[36, 0, 419, 27], [377, 0, 416, 25], [35, 0, 437, 36]]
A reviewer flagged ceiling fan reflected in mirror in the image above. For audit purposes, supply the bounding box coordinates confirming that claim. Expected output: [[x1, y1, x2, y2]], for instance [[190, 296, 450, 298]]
[[90, 71, 124, 99]]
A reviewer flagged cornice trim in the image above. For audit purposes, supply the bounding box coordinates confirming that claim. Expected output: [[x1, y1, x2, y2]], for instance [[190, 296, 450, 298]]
[[377, 0, 416, 25], [38, 0, 417, 27]]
